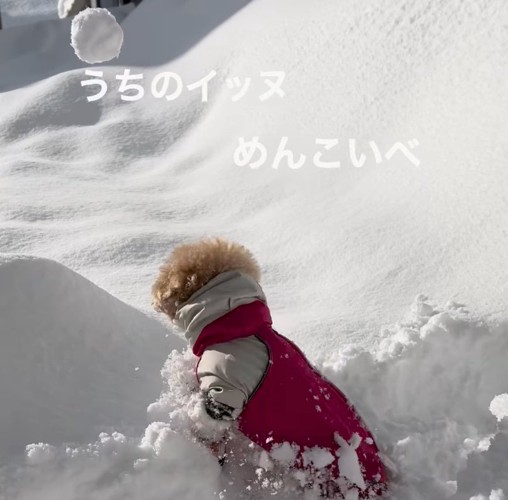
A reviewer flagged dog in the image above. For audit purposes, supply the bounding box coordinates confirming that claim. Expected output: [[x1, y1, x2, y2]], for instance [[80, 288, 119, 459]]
[[152, 237, 387, 498]]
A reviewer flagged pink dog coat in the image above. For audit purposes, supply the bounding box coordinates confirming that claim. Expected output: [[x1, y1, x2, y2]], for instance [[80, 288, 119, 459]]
[[192, 300, 387, 495]]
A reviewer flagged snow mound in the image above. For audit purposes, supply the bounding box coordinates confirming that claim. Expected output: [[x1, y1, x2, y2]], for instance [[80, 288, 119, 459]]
[[1, 294, 507, 499], [0, 255, 183, 464], [71, 8, 124, 64]]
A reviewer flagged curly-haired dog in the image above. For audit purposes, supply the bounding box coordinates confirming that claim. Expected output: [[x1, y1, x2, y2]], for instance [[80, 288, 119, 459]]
[[152, 237, 387, 498]]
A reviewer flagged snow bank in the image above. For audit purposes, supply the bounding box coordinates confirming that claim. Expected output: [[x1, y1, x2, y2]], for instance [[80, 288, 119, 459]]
[[1, 294, 507, 499], [0, 255, 183, 464]]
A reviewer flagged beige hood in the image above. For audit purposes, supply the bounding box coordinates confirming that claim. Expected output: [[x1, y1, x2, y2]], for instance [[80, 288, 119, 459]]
[[173, 270, 266, 346]]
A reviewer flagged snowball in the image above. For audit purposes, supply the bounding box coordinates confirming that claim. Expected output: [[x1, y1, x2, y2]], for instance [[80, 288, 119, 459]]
[[489, 394, 508, 422], [71, 8, 124, 64]]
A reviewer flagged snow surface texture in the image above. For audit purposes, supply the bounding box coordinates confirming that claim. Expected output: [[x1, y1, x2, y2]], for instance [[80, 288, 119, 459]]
[[0, 0, 507, 498], [70, 8, 124, 64]]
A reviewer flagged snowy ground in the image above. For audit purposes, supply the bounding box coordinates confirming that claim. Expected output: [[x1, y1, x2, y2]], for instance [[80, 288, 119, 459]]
[[0, 0, 507, 498]]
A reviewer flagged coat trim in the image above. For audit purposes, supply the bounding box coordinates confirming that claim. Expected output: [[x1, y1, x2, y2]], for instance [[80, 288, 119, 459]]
[[246, 334, 272, 404]]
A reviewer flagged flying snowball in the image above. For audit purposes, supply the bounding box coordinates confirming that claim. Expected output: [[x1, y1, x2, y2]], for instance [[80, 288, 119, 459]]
[[71, 8, 124, 64], [489, 394, 508, 422]]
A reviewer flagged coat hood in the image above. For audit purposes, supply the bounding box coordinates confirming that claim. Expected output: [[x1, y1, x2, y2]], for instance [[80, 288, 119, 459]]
[[173, 270, 266, 346]]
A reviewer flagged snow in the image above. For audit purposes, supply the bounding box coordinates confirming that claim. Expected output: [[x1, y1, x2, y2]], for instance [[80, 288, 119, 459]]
[[489, 395, 508, 423], [2, 426, 222, 500], [0, 256, 182, 462], [301, 447, 335, 470], [270, 442, 299, 466], [2, 285, 507, 498], [470, 491, 506, 500], [0, 0, 507, 498], [490, 491, 506, 500], [2, 0, 507, 351], [321, 296, 508, 499], [70, 8, 124, 64], [334, 433, 366, 491]]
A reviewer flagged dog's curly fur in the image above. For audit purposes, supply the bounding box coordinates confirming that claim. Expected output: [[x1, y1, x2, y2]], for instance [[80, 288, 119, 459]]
[[152, 237, 261, 319]]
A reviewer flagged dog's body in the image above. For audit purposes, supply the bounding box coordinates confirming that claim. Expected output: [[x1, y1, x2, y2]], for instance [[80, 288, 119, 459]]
[[152, 238, 387, 497]]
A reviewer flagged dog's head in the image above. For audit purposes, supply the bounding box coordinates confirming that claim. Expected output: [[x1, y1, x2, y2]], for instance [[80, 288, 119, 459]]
[[152, 237, 261, 319]]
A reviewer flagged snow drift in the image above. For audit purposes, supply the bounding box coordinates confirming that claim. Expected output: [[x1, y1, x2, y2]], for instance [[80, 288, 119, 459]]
[[0, 255, 183, 463], [1, 0, 507, 354]]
